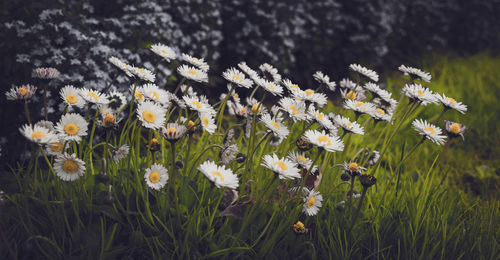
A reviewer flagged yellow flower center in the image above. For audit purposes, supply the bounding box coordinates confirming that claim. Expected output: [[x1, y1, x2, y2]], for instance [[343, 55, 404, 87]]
[[151, 138, 159, 145], [355, 101, 364, 108], [149, 171, 161, 183], [104, 113, 115, 125], [211, 171, 225, 181], [202, 115, 209, 127], [296, 155, 307, 163], [306, 196, 316, 208], [346, 122, 352, 127], [137, 68, 145, 73], [50, 142, 63, 152], [445, 97, 457, 105], [232, 75, 242, 81], [450, 123, 461, 134], [315, 112, 324, 121], [166, 127, 177, 135], [251, 104, 260, 113], [424, 126, 436, 134], [290, 84, 299, 89], [17, 87, 28, 96], [376, 108, 385, 115], [64, 123, 79, 136], [191, 101, 203, 109], [161, 50, 168, 55], [186, 120, 195, 128], [288, 105, 298, 115], [149, 91, 159, 100], [346, 90, 356, 100], [31, 131, 46, 139], [86, 92, 99, 101], [304, 89, 314, 96], [269, 84, 275, 90], [348, 162, 359, 171], [63, 160, 78, 173], [135, 91, 144, 101], [233, 93, 239, 98], [142, 110, 156, 123], [317, 135, 331, 146], [66, 94, 77, 104], [274, 161, 288, 171], [271, 121, 280, 130], [188, 69, 198, 76], [417, 90, 424, 97]]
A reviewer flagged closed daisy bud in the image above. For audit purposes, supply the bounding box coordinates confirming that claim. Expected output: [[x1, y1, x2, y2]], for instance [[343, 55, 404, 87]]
[[147, 138, 161, 152], [235, 153, 246, 163], [340, 172, 351, 182], [343, 161, 366, 177], [359, 174, 377, 188], [296, 137, 313, 151], [293, 221, 307, 234], [444, 120, 467, 140]]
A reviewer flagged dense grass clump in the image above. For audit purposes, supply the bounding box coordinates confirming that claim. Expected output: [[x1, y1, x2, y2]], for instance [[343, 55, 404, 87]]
[[0, 51, 498, 259]]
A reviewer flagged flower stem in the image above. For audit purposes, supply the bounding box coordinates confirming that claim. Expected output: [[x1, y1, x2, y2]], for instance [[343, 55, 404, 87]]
[[349, 187, 367, 232], [394, 137, 425, 197], [23, 101, 32, 125]]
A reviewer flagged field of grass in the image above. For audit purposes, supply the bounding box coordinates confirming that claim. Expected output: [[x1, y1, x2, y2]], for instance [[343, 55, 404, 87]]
[[0, 52, 499, 259]]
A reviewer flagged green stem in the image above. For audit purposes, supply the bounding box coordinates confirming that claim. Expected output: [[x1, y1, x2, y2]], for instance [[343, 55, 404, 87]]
[[395, 137, 425, 197], [349, 187, 367, 232], [88, 109, 99, 175], [23, 102, 32, 125]]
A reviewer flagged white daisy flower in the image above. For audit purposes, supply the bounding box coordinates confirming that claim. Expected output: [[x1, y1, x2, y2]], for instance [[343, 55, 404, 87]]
[[295, 89, 328, 107], [59, 85, 85, 108], [53, 153, 86, 181], [256, 78, 284, 96], [261, 113, 289, 139], [343, 100, 377, 115], [307, 106, 334, 130], [108, 56, 133, 77], [340, 88, 365, 101], [349, 64, 379, 82], [199, 112, 217, 134], [80, 88, 109, 105], [107, 90, 128, 112], [398, 65, 431, 82], [136, 101, 166, 130], [177, 64, 208, 83], [238, 62, 260, 82], [130, 85, 146, 103], [113, 144, 129, 164], [313, 71, 336, 91], [5, 84, 37, 101], [223, 67, 253, 88], [287, 151, 313, 169], [144, 163, 169, 190], [363, 83, 392, 101], [261, 153, 301, 180], [435, 93, 467, 114], [339, 78, 359, 90], [131, 66, 155, 82], [150, 43, 176, 62], [402, 84, 438, 106], [183, 95, 215, 115], [142, 83, 170, 106], [45, 139, 65, 156], [55, 113, 88, 142], [332, 114, 365, 135], [198, 160, 239, 189], [303, 130, 344, 152], [161, 123, 187, 142], [412, 119, 447, 145], [303, 189, 323, 216], [279, 97, 308, 122], [220, 144, 238, 165], [368, 107, 393, 123], [181, 53, 209, 72], [19, 124, 57, 145], [281, 79, 302, 94], [259, 63, 282, 83], [32, 67, 60, 79]]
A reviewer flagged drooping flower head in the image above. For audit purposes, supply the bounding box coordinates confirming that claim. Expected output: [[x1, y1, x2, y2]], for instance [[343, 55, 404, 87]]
[[444, 120, 467, 140]]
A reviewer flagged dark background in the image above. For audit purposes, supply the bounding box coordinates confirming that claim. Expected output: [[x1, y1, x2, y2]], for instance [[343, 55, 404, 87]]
[[1, 0, 499, 164]]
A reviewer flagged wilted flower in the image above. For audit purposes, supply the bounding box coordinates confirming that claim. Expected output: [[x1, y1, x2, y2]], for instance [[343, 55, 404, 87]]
[[113, 144, 129, 164], [359, 174, 377, 188], [296, 137, 313, 151], [220, 144, 238, 164]]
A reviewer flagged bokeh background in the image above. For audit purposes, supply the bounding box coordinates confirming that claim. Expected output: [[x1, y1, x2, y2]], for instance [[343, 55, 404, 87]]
[[1, 0, 499, 174]]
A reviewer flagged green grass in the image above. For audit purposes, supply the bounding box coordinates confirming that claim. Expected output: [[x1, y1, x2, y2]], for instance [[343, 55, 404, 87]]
[[0, 53, 499, 259]]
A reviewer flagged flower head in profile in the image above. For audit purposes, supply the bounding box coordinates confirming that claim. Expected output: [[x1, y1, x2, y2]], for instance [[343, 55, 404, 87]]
[[261, 113, 289, 139], [402, 84, 438, 106], [340, 88, 365, 101], [32, 67, 60, 79], [332, 114, 364, 135], [303, 189, 323, 216], [150, 43, 176, 62], [279, 97, 308, 122], [339, 78, 359, 90], [80, 88, 109, 105], [108, 56, 133, 77], [398, 65, 431, 82], [136, 101, 166, 130], [6, 84, 37, 101], [199, 112, 217, 134], [161, 123, 187, 142], [177, 65, 208, 83], [144, 163, 169, 190], [308, 106, 335, 130], [342, 161, 366, 177], [287, 151, 313, 169], [131, 66, 156, 82], [444, 120, 467, 140], [412, 119, 447, 145], [238, 62, 260, 82], [344, 100, 376, 115], [313, 71, 336, 91], [220, 144, 238, 164], [435, 93, 467, 114], [55, 113, 88, 142], [261, 153, 301, 180], [198, 160, 239, 189], [181, 53, 209, 72], [45, 139, 65, 156], [223, 67, 253, 88], [349, 64, 379, 82], [256, 78, 284, 96], [54, 153, 86, 181], [368, 107, 393, 123], [294, 89, 328, 107], [60, 85, 85, 108], [183, 95, 215, 115], [19, 124, 57, 145], [303, 130, 344, 152], [259, 63, 282, 83]]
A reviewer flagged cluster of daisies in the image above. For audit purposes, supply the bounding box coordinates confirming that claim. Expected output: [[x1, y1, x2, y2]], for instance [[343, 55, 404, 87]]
[[6, 41, 468, 220]]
